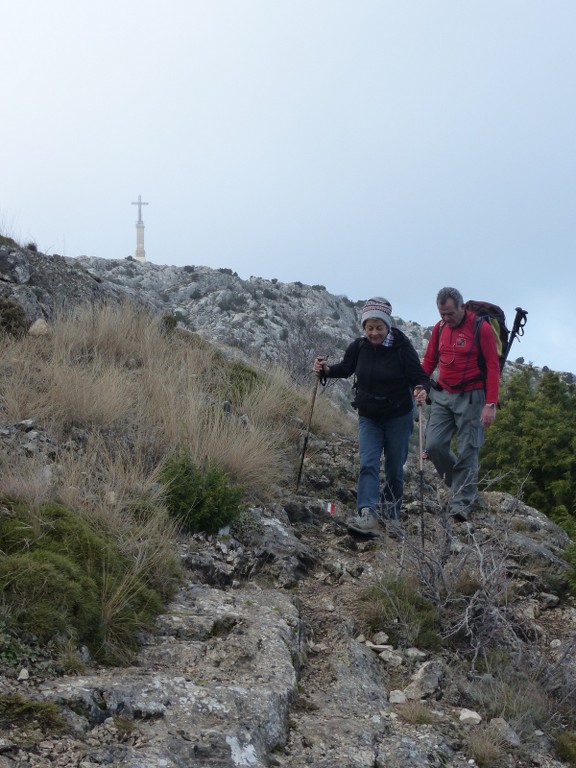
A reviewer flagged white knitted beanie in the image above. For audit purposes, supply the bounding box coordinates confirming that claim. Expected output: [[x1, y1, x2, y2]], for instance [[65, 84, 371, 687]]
[[360, 297, 393, 330]]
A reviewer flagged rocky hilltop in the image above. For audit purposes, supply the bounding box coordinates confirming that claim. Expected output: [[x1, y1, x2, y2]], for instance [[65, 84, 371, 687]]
[[0, 243, 428, 369], [2, 243, 547, 410]]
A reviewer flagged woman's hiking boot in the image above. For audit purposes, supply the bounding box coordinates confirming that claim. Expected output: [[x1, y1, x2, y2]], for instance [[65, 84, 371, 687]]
[[347, 508, 380, 538]]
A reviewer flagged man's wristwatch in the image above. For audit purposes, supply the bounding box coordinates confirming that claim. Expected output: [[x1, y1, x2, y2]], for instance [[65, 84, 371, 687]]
[[485, 403, 496, 409]]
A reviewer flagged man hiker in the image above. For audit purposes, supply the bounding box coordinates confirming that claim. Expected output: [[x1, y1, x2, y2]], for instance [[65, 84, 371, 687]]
[[421, 287, 500, 521]]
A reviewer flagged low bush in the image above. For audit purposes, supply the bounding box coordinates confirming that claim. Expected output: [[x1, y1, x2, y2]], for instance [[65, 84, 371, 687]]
[[0, 693, 67, 732], [222, 360, 264, 405], [464, 723, 507, 768], [396, 700, 434, 724], [553, 730, 576, 766], [359, 577, 442, 651], [0, 550, 101, 643], [161, 453, 245, 534], [0, 502, 165, 664], [0, 297, 29, 337], [468, 651, 555, 737]]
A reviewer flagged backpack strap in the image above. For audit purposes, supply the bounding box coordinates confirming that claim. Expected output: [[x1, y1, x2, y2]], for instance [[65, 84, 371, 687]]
[[351, 337, 367, 394], [435, 320, 445, 361], [459, 316, 486, 390]]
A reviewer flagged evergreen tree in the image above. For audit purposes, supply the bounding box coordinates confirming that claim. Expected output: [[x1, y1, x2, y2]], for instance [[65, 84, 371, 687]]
[[481, 368, 576, 522]]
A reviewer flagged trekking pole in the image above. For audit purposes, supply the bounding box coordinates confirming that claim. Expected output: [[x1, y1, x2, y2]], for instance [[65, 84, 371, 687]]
[[417, 402, 425, 551], [295, 360, 324, 492], [503, 307, 528, 365]]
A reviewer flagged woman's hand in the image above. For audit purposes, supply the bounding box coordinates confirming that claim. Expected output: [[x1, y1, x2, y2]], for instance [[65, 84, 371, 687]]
[[313, 357, 329, 376], [413, 385, 427, 405]]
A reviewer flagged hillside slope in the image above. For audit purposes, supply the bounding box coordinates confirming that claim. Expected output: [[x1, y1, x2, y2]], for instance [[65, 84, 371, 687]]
[[0, 242, 575, 767]]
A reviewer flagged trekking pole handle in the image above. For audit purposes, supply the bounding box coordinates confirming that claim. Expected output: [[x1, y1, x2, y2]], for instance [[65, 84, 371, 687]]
[[313, 356, 329, 384], [313, 355, 327, 371], [505, 307, 528, 362], [413, 384, 427, 406]]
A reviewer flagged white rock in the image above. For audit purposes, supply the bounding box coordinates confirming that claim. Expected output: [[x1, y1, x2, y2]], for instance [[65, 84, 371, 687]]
[[403, 659, 444, 700], [405, 647, 427, 660], [389, 690, 407, 704], [365, 641, 394, 652], [378, 649, 403, 667], [459, 708, 482, 724], [490, 717, 521, 747], [28, 318, 49, 336]]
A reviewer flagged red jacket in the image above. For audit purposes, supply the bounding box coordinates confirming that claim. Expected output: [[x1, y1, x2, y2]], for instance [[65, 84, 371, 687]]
[[422, 310, 500, 404]]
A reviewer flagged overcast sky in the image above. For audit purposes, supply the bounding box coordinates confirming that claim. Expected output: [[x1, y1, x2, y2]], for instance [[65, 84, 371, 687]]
[[2, 1, 575, 372]]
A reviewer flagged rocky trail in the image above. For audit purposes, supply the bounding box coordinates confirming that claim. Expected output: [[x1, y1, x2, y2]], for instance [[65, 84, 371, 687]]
[[1, 433, 576, 768]]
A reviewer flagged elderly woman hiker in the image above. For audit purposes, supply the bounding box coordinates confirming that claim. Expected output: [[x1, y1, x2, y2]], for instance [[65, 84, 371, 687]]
[[313, 297, 430, 538]]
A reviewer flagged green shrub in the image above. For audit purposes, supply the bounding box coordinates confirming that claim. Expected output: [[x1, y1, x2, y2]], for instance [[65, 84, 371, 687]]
[[0, 502, 166, 664], [565, 542, 576, 593], [360, 577, 442, 651], [161, 454, 244, 534], [481, 369, 576, 522], [0, 297, 29, 337], [1, 502, 118, 574], [0, 693, 67, 732], [223, 361, 264, 404], [0, 235, 20, 249], [554, 730, 576, 765], [0, 550, 101, 644], [161, 313, 178, 333]]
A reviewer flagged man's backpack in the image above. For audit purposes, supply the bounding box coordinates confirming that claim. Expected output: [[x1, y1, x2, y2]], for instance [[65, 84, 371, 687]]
[[464, 300, 509, 373]]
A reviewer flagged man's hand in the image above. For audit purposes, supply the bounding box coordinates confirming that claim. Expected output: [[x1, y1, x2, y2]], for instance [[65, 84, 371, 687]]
[[481, 403, 497, 428]]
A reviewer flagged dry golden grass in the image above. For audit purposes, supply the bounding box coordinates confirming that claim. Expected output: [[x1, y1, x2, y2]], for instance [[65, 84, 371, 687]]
[[0, 298, 363, 667], [0, 449, 53, 512], [49, 301, 165, 369], [464, 723, 507, 767], [0, 337, 49, 421], [236, 364, 304, 426], [189, 409, 287, 490], [310, 386, 356, 437], [0, 301, 325, 585], [46, 363, 135, 428], [396, 700, 435, 724], [98, 568, 157, 665], [53, 433, 180, 597]]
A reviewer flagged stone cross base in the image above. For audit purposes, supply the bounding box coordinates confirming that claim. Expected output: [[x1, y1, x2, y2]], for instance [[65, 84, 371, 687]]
[[134, 222, 146, 262]]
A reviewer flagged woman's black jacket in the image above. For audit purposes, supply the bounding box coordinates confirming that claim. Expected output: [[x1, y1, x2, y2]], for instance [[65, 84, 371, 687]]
[[326, 329, 431, 420]]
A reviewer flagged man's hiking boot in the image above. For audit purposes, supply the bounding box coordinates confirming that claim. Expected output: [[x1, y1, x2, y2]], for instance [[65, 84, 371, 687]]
[[347, 508, 380, 538], [451, 506, 470, 522]]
